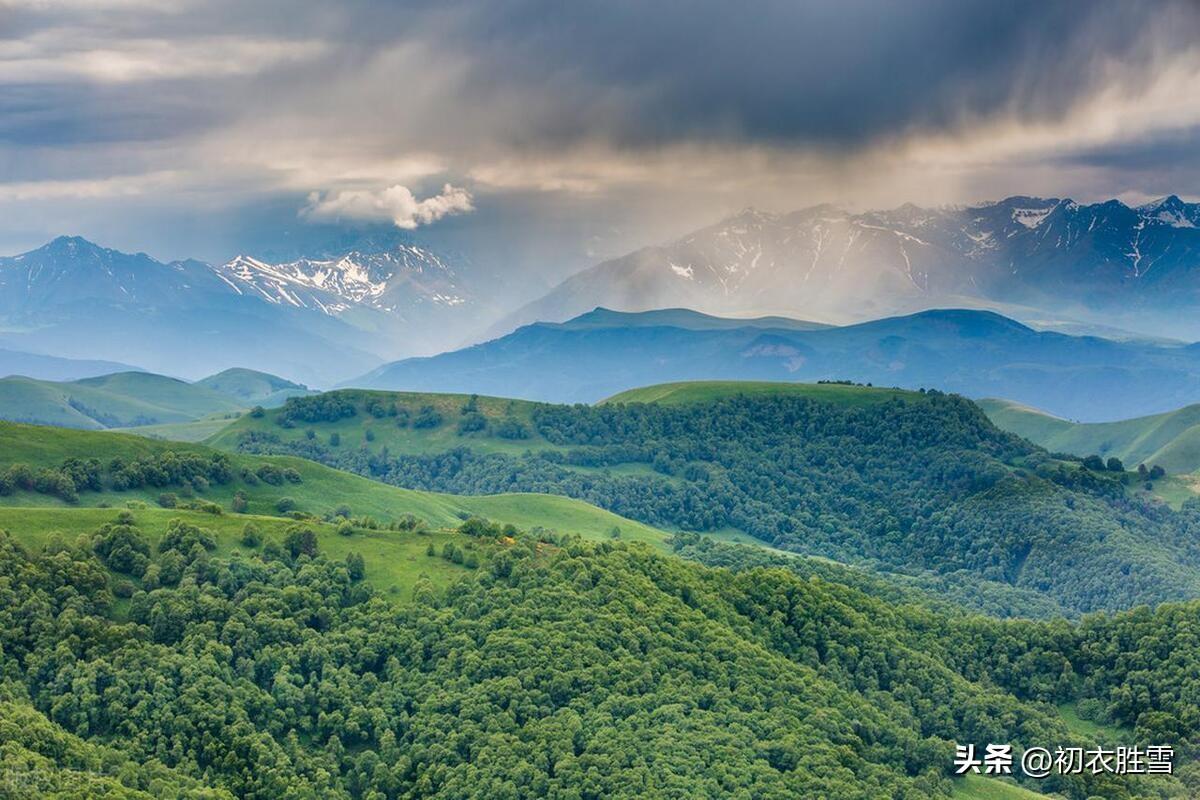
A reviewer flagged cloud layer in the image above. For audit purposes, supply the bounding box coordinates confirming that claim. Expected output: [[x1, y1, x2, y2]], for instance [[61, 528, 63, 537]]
[[1, 0, 1199, 277]]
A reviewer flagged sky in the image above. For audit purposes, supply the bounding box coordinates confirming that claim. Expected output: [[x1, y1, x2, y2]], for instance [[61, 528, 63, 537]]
[[2, 0, 1200, 294]]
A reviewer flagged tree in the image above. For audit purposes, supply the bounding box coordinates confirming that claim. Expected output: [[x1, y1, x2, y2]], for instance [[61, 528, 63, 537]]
[[1106, 456, 1125, 472], [283, 526, 318, 559], [346, 552, 365, 581], [241, 523, 262, 548]]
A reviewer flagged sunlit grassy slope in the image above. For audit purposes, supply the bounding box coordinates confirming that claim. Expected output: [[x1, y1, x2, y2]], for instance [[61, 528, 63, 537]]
[[206, 389, 556, 456], [0, 506, 477, 598], [113, 412, 244, 442], [602, 380, 924, 406], [0, 421, 672, 548]]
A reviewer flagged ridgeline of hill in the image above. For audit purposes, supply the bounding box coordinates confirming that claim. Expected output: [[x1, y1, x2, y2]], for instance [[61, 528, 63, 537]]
[[346, 306, 1200, 420], [213, 383, 1200, 614], [0, 368, 311, 431]]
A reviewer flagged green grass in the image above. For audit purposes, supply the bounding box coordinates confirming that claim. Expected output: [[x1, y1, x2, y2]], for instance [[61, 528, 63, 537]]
[[206, 389, 560, 457], [113, 412, 243, 442], [0, 372, 244, 430], [195, 367, 313, 406], [0, 506, 478, 599], [0, 421, 672, 549], [951, 774, 1052, 799], [602, 380, 924, 406], [1056, 702, 1131, 744], [980, 397, 1200, 476]]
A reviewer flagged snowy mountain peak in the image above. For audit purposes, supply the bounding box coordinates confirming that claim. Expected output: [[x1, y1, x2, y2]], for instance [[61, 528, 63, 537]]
[[217, 240, 469, 315], [1138, 195, 1197, 228]]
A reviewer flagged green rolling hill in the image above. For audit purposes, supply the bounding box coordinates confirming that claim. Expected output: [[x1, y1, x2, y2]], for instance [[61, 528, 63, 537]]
[[0, 420, 671, 548], [204, 383, 1200, 615], [980, 397, 1200, 475], [196, 366, 314, 406], [0, 368, 310, 433]]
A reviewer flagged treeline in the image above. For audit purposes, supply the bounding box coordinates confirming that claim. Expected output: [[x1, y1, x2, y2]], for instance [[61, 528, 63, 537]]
[[239, 393, 1200, 613], [0, 450, 237, 503], [2, 519, 1189, 799]]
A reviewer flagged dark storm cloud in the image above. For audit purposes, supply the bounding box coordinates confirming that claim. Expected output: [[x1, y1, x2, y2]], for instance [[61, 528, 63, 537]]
[[1, 0, 1199, 265], [394, 0, 1199, 150]]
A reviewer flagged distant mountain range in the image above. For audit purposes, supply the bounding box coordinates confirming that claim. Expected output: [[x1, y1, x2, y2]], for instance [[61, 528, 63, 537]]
[[0, 231, 485, 386], [0, 347, 139, 383], [0, 367, 310, 430], [349, 306, 1200, 420], [499, 195, 1200, 339]]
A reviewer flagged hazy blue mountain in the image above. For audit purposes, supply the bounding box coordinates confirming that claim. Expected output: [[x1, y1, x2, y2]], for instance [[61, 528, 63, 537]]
[[0, 347, 139, 382], [348, 307, 1200, 420], [0, 236, 415, 386], [499, 196, 1200, 340]]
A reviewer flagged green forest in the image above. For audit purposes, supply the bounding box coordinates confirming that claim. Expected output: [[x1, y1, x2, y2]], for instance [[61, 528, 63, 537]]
[[233, 389, 1200, 614], [2, 384, 1199, 798]]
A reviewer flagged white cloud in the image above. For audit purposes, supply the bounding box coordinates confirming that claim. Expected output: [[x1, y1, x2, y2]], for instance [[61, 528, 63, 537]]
[[301, 183, 475, 229], [0, 31, 326, 83]]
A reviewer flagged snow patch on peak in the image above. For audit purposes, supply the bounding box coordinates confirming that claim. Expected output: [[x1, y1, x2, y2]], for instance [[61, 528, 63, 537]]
[[669, 262, 695, 280], [1012, 207, 1054, 229]]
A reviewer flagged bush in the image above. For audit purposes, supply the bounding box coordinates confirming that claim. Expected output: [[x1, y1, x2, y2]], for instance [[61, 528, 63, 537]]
[[231, 491, 249, 514], [329, 432, 341, 447], [157, 492, 178, 509], [283, 526, 318, 559], [336, 521, 354, 537], [458, 412, 488, 435], [276, 497, 297, 513], [240, 523, 262, 548], [493, 417, 530, 440], [412, 405, 443, 429]]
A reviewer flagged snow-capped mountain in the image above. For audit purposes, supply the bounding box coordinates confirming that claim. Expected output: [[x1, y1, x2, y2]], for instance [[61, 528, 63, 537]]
[[499, 195, 1200, 337], [0, 233, 481, 384], [217, 242, 469, 318]]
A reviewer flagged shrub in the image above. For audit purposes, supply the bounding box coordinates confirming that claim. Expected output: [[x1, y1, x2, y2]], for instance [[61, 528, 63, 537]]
[[240, 523, 262, 548], [412, 405, 443, 429], [275, 497, 297, 514], [157, 492, 178, 509], [283, 526, 318, 559]]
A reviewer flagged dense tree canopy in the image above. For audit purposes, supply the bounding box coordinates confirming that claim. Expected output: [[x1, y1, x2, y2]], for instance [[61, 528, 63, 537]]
[[238, 393, 1200, 613], [0, 516, 1195, 798]]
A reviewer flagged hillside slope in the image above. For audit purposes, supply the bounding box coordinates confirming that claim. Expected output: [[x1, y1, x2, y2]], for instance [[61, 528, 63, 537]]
[[0, 368, 309, 432], [0, 421, 670, 547], [981, 398, 1200, 475], [0, 516, 1190, 798], [215, 385, 1200, 614]]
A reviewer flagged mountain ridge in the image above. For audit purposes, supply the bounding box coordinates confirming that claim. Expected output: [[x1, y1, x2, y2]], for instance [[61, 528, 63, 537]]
[[498, 194, 1200, 339], [348, 306, 1200, 420]]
